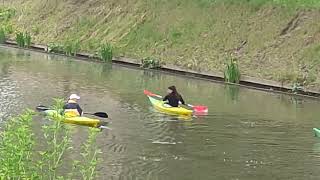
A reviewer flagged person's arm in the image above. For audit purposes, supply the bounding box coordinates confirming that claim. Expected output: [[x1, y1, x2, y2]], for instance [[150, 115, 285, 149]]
[[76, 104, 83, 116], [179, 95, 185, 105]]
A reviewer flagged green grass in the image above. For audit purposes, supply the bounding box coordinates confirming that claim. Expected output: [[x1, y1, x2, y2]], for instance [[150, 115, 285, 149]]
[[215, 0, 320, 8], [64, 40, 80, 56]]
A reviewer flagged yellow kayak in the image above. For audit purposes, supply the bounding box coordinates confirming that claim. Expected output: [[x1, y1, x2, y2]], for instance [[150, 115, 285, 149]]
[[44, 110, 101, 127], [147, 96, 193, 116]]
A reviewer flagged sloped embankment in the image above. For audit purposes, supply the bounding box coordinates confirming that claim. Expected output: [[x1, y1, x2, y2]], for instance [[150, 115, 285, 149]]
[[3, 0, 320, 90]]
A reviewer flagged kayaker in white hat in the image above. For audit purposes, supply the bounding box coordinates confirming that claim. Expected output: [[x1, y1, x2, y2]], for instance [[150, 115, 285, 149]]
[[63, 94, 83, 117]]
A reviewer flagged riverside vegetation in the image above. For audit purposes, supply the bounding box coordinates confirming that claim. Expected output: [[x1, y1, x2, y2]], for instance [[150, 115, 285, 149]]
[[0, 99, 102, 179], [1, 1, 320, 90]]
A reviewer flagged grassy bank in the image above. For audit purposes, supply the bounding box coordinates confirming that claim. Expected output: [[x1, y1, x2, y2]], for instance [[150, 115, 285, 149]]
[[1, 0, 320, 90]]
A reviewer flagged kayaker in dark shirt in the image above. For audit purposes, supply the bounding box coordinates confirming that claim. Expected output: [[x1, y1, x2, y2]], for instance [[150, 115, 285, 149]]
[[63, 94, 83, 117], [163, 86, 185, 107]]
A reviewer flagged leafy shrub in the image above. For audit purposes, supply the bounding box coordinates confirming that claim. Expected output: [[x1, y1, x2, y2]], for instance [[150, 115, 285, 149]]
[[47, 43, 64, 53], [141, 57, 161, 69], [0, 8, 16, 21]]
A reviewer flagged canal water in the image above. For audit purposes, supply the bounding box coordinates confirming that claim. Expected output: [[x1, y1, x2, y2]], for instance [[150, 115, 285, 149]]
[[1, 46, 320, 180]]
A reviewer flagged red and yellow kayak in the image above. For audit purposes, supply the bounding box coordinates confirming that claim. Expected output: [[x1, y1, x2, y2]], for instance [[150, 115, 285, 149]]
[[147, 96, 193, 116]]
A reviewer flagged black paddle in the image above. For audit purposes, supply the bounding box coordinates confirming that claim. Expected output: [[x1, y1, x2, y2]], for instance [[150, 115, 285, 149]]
[[36, 105, 109, 118]]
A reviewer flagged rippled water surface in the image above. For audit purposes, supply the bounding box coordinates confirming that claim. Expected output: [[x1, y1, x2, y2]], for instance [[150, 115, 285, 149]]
[[1, 46, 320, 180]]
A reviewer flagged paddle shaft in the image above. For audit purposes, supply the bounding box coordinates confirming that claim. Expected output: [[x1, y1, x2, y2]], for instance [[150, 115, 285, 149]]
[[36, 106, 108, 118]]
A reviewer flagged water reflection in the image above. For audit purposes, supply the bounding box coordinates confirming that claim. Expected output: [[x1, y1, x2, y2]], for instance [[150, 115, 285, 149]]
[[1, 46, 320, 179], [225, 84, 240, 102]]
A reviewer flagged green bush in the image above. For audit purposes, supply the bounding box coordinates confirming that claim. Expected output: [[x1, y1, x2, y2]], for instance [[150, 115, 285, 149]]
[[47, 42, 64, 53], [3, 24, 13, 34], [141, 57, 161, 69], [292, 82, 304, 94], [100, 43, 113, 62], [224, 57, 241, 83], [0, 8, 16, 21], [0, 28, 5, 43]]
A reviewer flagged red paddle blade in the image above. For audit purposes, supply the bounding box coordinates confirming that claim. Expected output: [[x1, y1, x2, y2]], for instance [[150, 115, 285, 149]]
[[144, 90, 162, 98], [143, 90, 154, 96], [193, 106, 208, 113]]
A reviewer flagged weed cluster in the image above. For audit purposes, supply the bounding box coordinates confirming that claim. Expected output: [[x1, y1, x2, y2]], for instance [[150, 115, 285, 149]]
[[100, 43, 113, 62], [141, 57, 161, 69], [16, 32, 32, 48]]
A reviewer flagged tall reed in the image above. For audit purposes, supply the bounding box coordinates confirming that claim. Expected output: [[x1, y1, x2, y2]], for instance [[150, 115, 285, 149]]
[[0, 28, 5, 43], [224, 57, 241, 83], [24, 32, 32, 47], [16, 32, 25, 47], [100, 43, 113, 62]]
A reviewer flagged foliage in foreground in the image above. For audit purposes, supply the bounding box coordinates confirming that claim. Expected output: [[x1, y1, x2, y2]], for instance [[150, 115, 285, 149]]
[[0, 99, 101, 179]]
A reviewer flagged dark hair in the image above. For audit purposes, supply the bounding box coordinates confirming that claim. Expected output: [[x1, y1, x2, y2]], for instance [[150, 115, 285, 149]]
[[168, 86, 178, 96]]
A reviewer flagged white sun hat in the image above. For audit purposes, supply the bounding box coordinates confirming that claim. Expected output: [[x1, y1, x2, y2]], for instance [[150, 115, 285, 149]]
[[69, 94, 80, 100]]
